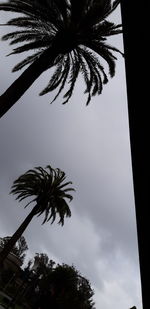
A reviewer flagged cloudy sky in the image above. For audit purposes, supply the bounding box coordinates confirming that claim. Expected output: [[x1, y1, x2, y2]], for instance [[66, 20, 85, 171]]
[[0, 4, 142, 309]]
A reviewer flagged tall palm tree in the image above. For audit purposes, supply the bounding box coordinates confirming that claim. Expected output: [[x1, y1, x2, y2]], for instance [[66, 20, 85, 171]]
[[0, 165, 74, 266], [0, 0, 123, 118]]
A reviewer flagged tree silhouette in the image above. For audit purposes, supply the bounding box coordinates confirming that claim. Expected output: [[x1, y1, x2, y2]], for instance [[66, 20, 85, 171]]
[[0, 0, 123, 117], [0, 235, 28, 263], [0, 165, 74, 266], [25, 256, 95, 309], [31, 252, 54, 277]]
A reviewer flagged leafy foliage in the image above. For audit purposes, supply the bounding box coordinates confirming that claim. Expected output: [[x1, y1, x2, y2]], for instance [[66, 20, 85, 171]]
[[0, 0, 123, 104], [31, 253, 55, 275], [24, 254, 95, 309], [10, 165, 74, 225], [0, 235, 28, 262]]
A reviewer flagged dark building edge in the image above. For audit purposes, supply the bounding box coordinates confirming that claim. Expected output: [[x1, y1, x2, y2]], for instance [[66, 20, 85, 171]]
[[120, 1, 149, 308]]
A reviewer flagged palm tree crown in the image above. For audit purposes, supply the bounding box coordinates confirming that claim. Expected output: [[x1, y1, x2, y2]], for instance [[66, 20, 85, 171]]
[[11, 165, 74, 225], [0, 165, 74, 266], [0, 0, 123, 106]]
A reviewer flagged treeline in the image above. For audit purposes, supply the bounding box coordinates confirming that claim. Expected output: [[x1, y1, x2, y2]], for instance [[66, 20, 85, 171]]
[[0, 236, 95, 309]]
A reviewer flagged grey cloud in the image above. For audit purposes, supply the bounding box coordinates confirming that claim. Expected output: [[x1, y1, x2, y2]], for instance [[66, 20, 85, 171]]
[[0, 6, 142, 309]]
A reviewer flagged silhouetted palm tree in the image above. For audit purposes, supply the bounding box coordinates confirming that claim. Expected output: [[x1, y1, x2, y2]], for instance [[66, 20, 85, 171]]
[[0, 165, 74, 266], [0, 0, 123, 117]]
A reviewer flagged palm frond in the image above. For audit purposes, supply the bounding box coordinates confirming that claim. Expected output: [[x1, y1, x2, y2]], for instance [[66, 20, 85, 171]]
[[39, 56, 65, 95], [12, 51, 44, 72], [57, 181, 74, 190], [7, 40, 48, 56], [2, 30, 35, 41], [93, 20, 122, 37], [62, 50, 81, 104], [76, 50, 90, 92], [6, 17, 56, 36], [85, 42, 117, 77], [48, 55, 71, 103], [57, 199, 72, 225], [0, 0, 63, 28], [101, 42, 124, 56], [79, 0, 110, 28], [103, 0, 121, 20], [78, 46, 109, 104], [9, 33, 45, 46]]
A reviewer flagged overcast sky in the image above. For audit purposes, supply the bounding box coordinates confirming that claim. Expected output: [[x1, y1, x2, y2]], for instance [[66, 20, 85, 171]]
[[0, 4, 142, 309]]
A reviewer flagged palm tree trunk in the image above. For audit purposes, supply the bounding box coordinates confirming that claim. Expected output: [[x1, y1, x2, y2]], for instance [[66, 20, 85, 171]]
[[0, 44, 61, 118], [0, 205, 38, 267]]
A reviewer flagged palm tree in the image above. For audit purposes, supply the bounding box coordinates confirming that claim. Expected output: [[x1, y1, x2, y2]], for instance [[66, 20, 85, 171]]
[[0, 165, 74, 266], [0, 0, 123, 118]]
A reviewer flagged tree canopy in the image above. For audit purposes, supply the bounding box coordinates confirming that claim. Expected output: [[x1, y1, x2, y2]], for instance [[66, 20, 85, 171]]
[[24, 253, 95, 309], [0, 235, 28, 263], [0, 0, 123, 117]]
